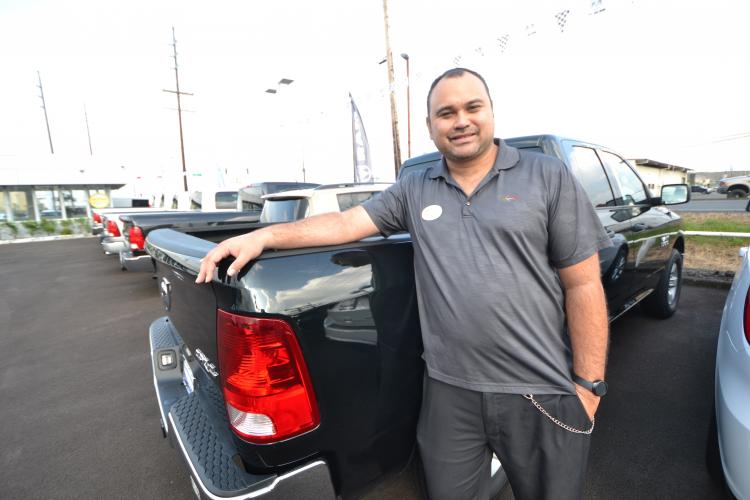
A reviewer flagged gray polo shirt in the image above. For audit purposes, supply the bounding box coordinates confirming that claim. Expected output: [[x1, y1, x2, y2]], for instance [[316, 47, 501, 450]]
[[362, 139, 611, 394]]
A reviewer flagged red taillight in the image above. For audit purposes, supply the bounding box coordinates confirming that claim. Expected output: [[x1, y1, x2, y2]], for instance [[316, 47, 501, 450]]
[[744, 286, 750, 346], [128, 226, 145, 250], [93, 213, 102, 224], [217, 310, 320, 443], [106, 219, 120, 237]]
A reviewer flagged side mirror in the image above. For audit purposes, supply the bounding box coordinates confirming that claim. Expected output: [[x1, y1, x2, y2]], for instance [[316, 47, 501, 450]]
[[659, 184, 690, 205]]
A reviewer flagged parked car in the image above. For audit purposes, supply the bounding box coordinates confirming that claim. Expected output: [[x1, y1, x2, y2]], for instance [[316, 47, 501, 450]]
[[707, 243, 750, 499], [260, 183, 392, 223], [145, 135, 690, 499], [717, 175, 750, 198], [691, 185, 713, 194]]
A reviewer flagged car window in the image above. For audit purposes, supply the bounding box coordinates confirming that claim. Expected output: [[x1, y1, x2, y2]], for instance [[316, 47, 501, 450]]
[[598, 151, 649, 205], [336, 191, 380, 211], [568, 146, 616, 208], [260, 199, 309, 223], [215, 191, 238, 209]]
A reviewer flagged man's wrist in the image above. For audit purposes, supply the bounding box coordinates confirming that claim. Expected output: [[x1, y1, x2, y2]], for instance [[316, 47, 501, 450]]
[[572, 373, 608, 397]]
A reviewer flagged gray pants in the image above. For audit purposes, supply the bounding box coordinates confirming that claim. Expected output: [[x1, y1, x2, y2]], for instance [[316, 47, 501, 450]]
[[417, 376, 592, 500]]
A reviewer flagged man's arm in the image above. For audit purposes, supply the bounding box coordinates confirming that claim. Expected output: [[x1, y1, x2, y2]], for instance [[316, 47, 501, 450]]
[[558, 252, 609, 419], [195, 205, 380, 283]]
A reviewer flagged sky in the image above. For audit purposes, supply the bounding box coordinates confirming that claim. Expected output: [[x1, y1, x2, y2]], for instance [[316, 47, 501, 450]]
[[1, 0, 749, 195]]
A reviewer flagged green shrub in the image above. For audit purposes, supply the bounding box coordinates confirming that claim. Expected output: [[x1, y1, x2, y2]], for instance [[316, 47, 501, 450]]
[[40, 219, 57, 234], [60, 218, 73, 228], [3, 221, 18, 237], [22, 220, 40, 233], [60, 227, 73, 236]]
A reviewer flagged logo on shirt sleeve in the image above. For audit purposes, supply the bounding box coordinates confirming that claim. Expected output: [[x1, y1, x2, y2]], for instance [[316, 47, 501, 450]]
[[421, 204, 443, 221]]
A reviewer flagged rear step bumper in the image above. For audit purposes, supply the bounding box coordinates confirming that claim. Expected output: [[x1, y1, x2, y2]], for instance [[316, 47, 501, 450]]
[[149, 317, 336, 500], [121, 250, 155, 272]]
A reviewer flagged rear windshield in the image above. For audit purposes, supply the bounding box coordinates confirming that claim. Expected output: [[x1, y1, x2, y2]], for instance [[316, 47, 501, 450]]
[[215, 191, 238, 209], [260, 199, 309, 223], [336, 191, 381, 211]]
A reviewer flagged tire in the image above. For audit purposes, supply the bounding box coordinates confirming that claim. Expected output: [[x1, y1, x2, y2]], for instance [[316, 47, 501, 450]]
[[727, 189, 748, 199], [642, 249, 682, 318]]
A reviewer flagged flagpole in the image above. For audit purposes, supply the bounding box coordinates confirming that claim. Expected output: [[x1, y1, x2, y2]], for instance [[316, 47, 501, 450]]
[[349, 94, 357, 183]]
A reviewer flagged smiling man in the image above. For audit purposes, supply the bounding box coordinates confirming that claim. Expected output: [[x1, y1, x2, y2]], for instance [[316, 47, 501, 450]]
[[196, 68, 611, 500]]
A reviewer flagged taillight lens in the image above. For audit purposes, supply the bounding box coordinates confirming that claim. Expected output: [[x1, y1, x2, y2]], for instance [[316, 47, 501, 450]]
[[217, 310, 320, 443], [129, 226, 145, 250], [106, 219, 120, 237], [93, 213, 102, 224], [744, 286, 750, 346]]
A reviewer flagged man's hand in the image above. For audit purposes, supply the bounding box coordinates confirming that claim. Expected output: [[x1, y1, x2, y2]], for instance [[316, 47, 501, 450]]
[[195, 231, 267, 283], [575, 384, 600, 421]]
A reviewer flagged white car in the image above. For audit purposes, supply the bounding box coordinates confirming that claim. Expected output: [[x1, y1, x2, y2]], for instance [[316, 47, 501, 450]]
[[259, 183, 392, 223], [708, 243, 750, 499]]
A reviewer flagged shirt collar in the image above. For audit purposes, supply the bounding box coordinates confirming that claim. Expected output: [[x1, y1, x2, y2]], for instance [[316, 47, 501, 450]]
[[427, 138, 521, 180]]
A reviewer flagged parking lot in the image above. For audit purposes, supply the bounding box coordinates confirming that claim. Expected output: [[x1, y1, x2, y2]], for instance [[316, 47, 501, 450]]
[[0, 238, 732, 499]]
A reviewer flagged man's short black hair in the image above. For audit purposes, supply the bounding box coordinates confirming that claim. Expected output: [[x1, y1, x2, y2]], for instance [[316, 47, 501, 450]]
[[426, 68, 493, 115]]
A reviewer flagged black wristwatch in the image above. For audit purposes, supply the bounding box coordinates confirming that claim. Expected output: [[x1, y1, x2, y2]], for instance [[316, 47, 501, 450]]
[[573, 374, 608, 397]]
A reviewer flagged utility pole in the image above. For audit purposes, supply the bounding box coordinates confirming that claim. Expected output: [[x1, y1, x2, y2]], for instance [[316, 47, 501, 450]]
[[84, 104, 93, 155], [36, 71, 54, 154], [401, 53, 411, 158], [382, 0, 402, 177], [162, 27, 193, 192]]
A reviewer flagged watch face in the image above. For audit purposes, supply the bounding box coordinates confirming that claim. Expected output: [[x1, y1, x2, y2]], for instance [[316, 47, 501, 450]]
[[593, 380, 608, 397]]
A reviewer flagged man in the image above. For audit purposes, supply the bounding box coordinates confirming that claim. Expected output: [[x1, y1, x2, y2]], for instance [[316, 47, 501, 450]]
[[197, 68, 610, 500]]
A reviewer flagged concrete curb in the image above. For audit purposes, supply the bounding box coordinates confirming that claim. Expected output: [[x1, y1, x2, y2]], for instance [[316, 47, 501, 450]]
[[683, 268, 734, 290], [0, 234, 96, 245]]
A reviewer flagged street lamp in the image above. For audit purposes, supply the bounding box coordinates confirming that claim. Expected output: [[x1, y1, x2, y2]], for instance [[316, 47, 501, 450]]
[[265, 78, 307, 181], [265, 78, 294, 94], [400, 53, 411, 158]]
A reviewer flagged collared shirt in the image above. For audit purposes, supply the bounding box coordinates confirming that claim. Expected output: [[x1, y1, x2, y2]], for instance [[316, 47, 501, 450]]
[[362, 138, 611, 394]]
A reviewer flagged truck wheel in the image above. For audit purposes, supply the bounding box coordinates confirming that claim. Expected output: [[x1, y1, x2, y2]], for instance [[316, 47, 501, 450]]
[[727, 189, 748, 199], [642, 249, 682, 318]]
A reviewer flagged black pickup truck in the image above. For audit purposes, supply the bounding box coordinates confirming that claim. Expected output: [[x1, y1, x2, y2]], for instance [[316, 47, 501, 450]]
[[145, 135, 690, 499]]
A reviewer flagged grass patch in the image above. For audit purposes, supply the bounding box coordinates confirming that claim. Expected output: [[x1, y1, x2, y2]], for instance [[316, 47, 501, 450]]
[[680, 212, 750, 272], [60, 227, 73, 235]]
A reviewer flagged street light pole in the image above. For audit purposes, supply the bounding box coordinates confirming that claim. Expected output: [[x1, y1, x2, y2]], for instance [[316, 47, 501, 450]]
[[401, 53, 411, 159]]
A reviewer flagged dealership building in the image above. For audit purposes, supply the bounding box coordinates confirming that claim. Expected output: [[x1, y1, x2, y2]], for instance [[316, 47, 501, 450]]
[[0, 156, 127, 222]]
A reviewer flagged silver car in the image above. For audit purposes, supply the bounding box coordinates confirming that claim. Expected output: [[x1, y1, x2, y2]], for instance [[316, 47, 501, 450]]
[[708, 244, 750, 499]]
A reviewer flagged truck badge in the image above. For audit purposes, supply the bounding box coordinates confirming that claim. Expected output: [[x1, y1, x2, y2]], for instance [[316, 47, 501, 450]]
[[195, 349, 218, 377]]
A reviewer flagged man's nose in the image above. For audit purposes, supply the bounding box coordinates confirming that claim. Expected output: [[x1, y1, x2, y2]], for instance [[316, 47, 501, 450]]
[[453, 111, 470, 129]]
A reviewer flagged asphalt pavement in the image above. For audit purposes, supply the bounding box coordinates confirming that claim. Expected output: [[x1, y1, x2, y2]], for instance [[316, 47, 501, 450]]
[[0, 238, 734, 499], [678, 194, 748, 212]]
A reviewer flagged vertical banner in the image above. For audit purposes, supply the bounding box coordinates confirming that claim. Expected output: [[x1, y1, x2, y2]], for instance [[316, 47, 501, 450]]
[[350, 93, 373, 183]]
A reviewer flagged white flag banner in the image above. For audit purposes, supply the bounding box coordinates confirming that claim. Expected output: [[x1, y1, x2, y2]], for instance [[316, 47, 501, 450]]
[[350, 93, 373, 183]]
